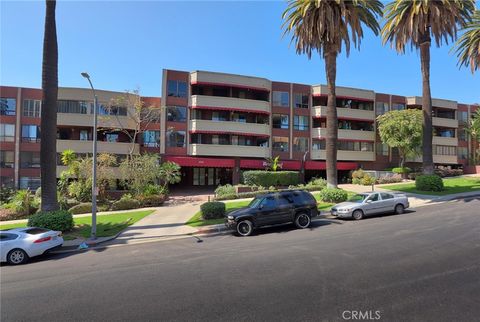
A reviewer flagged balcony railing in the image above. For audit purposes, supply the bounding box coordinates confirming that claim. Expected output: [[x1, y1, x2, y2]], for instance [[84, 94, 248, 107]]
[[189, 143, 270, 158], [311, 128, 375, 141], [311, 150, 375, 161], [189, 119, 270, 136], [190, 95, 270, 114], [311, 106, 375, 121]]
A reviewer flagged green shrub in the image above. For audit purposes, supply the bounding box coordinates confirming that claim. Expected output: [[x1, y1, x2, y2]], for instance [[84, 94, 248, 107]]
[[307, 177, 327, 189], [243, 171, 299, 187], [415, 175, 444, 192], [111, 198, 141, 211], [376, 175, 402, 184], [361, 174, 376, 186], [319, 188, 348, 203], [68, 202, 93, 215], [0, 208, 26, 221], [142, 184, 166, 197], [215, 184, 236, 197], [392, 167, 411, 174], [0, 186, 14, 204], [408, 172, 421, 180], [9, 189, 37, 216], [28, 210, 74, 232], [200, 202, 226, 220], [352, 178, 361, 185], [351, 169, 365, 180], [59, 198, 80, 211], [434, 168, 463, 178], [68, 181, 92, 202], [138, 194, 166, 207]]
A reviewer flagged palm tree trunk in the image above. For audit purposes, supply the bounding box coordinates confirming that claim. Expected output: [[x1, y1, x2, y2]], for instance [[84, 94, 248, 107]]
[[40, 0, 59, 211], [325, 51, 338, 188], [420, 33, 434, 175]]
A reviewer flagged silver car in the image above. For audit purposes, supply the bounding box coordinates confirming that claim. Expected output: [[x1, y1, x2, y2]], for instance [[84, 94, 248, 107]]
[[331, 192, 409, 220]]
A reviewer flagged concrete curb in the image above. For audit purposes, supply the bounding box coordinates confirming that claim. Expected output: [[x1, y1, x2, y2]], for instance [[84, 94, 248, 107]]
[[50, 231, 122, 254]]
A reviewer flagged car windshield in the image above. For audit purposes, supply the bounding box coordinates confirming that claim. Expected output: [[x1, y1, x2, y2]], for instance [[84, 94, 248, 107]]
[[348, 194, 368, 203], [248, 198, 263, 208]]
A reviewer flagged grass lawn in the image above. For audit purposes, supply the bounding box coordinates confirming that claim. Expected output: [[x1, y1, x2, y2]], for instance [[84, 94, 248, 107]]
[[381, 177, 480, 196], [0, 210, 154, 239], [186, 194, 342, 227]]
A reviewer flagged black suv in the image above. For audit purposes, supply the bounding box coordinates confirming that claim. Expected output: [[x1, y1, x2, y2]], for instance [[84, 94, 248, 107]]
[[225, 190, 319, 236]]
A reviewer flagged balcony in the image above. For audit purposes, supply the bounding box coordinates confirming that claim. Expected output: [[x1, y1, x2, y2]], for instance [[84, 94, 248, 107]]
[[189, 144, 270, 158], [190, 95, 270, 114], [57, 113, 137, 130], [407, 96, 457, 110], [190, 119, 270, 137], [190, 71, 271, 91], [310, 150, 375, 161], [433, 136, 458, 146], [432, 117, 458, 128], [407, 155, 458, 164], [312, 85, 375, 101], [56, 140, 139, 155], [311, 106, 375, 121], [311, 128, 375, 141]]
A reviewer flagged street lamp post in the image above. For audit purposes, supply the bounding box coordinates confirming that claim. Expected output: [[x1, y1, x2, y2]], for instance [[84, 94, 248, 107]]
[[81, 72, 98, 240]]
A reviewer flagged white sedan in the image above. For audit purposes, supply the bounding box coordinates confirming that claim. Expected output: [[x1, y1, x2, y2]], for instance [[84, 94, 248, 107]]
[[0, 227, 64, 265]]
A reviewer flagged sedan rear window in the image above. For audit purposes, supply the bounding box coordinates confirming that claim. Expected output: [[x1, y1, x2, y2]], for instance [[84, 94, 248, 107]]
[[23, 228, 50, 235]]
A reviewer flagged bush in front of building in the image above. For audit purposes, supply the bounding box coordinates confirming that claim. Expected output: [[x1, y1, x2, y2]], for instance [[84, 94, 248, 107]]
[[434, 168, 463, 178], [28, 210, 74, 232], [200, 202, 226, 220], [214, 184, 236, 198], [111, 194, 141, 211], [243, 171, 300, 187], [351, 169, 365, 185], [68, 202, 110, 214], [376, 174, 402, 184], [138, 194, 166, 207], [318, 188, 348, 203], [415, 175, 444, 192], [392, 167, 412, 174], [361, 174, 376, 186], [7, 189, 39, 216]]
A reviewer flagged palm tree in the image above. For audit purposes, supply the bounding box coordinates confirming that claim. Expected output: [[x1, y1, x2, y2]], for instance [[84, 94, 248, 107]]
[[466, 108, 480, 164], [40, 0, 59, 211], [282, 0, 383, 188], [382, 0, 475, 175], [454, 10, 480, 73]]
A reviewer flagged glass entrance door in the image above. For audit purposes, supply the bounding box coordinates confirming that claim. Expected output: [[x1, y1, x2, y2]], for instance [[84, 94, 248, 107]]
[[192, 168, 232, 186]]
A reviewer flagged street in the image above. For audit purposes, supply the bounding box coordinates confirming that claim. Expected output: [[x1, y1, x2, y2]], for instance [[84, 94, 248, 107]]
[[1, 198, 479, 322]]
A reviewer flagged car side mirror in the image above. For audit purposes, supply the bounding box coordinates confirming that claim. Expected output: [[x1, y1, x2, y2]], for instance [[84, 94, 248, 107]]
[[366, 200, 372, 203]]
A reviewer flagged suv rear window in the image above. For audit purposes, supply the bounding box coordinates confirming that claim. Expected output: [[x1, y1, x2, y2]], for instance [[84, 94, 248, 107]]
[[290, 191, 315, 204], [23, 228, 50, 235]]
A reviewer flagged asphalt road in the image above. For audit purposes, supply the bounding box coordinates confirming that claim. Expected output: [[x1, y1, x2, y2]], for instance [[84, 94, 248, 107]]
[[1, 197, 479, 322]]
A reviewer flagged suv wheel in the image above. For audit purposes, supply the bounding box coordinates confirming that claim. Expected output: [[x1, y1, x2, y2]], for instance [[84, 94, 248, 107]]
[[236, 220, 253, 237], [7, 249, 28, 265], [295, 213, 311, 229], [395, 204, 405, 214], [352, 209, 364, 220]]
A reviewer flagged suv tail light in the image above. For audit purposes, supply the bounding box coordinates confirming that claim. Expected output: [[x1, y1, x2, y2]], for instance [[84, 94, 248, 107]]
[[34, 236, 52, 243]]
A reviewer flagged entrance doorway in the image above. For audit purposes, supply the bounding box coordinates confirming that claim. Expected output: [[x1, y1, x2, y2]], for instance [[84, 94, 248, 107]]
[[192, 167, 232, 186]]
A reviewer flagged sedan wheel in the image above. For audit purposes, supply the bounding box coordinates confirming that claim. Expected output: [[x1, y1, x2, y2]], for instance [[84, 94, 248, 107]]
[[352, 210, 364, 220], [395, 204, 405, 214], [295, 213, 311, 229], [236, 220, 253, 237], [7, 249, 28, 265]]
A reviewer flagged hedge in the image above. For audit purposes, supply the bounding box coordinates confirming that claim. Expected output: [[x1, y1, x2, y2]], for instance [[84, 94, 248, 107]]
[[415, 175, 444, 192], [318, 188, 348, 203], [111, 198, 141, 211], [243, 171, 299, 187], [28, 210, 74, 232], [138, 194, 166, 207], [200, 202, 226, 220]]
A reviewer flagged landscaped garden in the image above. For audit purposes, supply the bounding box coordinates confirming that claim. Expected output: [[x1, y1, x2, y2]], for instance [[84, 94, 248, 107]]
[[381, 176, 480, 196]]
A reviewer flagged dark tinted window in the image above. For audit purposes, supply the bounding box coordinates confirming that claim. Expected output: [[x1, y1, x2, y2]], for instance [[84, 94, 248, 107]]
[[23, 228, 49, 235], [277, 195, 292, 206], [291, 191, 315, 204], [0, 233, 18, 241], [260, 196, 276, 209], [367, 193, 379, 202], [380, 193, 394, 200]]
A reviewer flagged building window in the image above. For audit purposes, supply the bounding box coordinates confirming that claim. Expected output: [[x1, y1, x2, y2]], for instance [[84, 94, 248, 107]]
[[458, 147, 468, 160], [375, 102, 389, 115], [20, 152, 40, 168], [458, 111, 468, 124], [21, 125, 40, 142], [391, 103, 405, 111], [23, 100, 41, 118], [272, 114, 289, 129], [57, 100, 89, 114], [143, 130, 160, 147], [97, 104, 128, 116], [167, 130, 186, 148], [212, 111, 227, 121], [458, 128, 467, 141], [231, 113, 247, 123], [376, 143, 389, 156], [312, 140, 374, 152], [0, 176, 14, 188], [167, 80, 188, 98], [312, 139, 325, 150], [19, 177, 41, 190], [434, 128, 456, 138], [293, 115, 309, 131], [105, 133, 119, 142], [167, 106, 187, 122], [272, 136, 289, 152], [294, 93, 309, 108], [272, 91, 289, 107], [293, 137, 308, 152], [0, 124, 15, 142], [434, 145, 456, 156], [0, 98, 16, 116], [80, 130, 89, 141], [0, 151, 14, 168]]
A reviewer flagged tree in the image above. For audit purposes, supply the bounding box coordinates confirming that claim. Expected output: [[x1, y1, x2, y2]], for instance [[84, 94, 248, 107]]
[[282, 0, 383, 188], [158, 161, 181, 191], [265, 156, 281, 171], [377, 109, 423, 169], [466, 108, 480, 164], [382, 0, 475, 174], [40, 0, 59, 211], [454, 10, 480, 73], [119, 153, 162, 195]]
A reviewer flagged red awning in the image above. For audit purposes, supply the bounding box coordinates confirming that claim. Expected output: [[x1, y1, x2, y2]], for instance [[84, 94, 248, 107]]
[[163, 156, 234, 168], [240, 159, 301, 170], [191, 105, 270, 115], [189, 130, 269, 138], [305, 161, 358, 170]]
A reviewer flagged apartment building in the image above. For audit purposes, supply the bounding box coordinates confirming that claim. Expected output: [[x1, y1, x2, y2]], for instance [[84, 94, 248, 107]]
[[1, 69, 478, 189]]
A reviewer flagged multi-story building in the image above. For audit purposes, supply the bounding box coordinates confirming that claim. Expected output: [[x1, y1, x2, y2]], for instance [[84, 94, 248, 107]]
[[1, 69, 478, 190]]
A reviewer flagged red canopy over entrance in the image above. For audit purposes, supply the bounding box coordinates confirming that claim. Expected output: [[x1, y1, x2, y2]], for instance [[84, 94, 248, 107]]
[[163, 156, 235, 168], [240, 159, 301, 170]]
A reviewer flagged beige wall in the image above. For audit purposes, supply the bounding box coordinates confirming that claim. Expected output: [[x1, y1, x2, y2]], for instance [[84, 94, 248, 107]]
[[57, 140, 139, 155], [57, 113, 137, 130], [432, 117, 458, 128], [190, 95, 270, 114], [311, 128, 375, 141], [190, 71, 271, 90], [189, 144, 270, 158], [312, 85, 375, 101], [433, 136, 458, 146], [311, 150, 375, 161], [407, 96, 457, 109], [190, 120, 270, 136], [408, 155, 458, 164], [311, 106, 375, 121]]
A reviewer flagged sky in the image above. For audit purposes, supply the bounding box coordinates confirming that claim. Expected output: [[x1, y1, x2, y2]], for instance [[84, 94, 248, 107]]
[[1, 0, 479, 104]]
